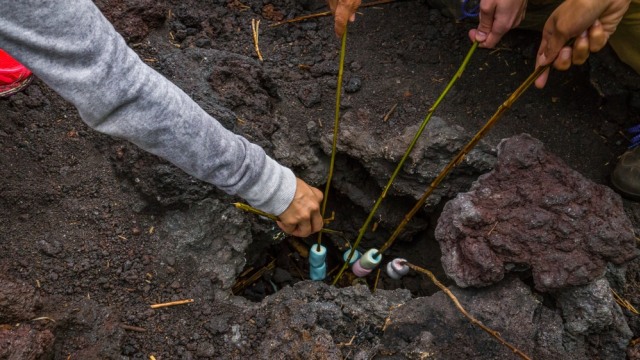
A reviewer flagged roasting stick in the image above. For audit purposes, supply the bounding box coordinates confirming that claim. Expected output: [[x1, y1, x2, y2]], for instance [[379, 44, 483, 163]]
[[374, 64, 550, 258], [332, 42, 480, 284]]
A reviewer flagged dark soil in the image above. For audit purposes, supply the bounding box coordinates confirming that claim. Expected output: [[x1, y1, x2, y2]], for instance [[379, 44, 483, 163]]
[[1, 0, 640, 359]]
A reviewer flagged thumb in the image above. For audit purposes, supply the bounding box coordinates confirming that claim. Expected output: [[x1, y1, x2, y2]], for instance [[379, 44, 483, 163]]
[[474, 2, 496, 43]]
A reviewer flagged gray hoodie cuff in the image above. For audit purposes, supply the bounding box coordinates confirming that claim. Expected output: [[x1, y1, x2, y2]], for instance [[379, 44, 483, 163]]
[[242, 156, 296, 216]]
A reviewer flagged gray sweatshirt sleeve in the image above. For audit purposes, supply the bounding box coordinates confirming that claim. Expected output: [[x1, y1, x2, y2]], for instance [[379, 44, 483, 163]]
[[0, 0, 296, 215]]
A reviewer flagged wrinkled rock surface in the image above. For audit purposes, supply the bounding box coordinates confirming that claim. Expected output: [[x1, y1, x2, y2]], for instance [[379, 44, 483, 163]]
[[160, 198, 252, 301], [326, 116, 496, 211], [556, 278, 633, 358], [379, 275, 631, 360], [436, 134, 638, 291], [254, 281, 412, 359]]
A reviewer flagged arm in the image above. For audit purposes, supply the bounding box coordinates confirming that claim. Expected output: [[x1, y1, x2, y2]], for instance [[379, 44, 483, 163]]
[[0, 0, 323, 236], [534, 0, 630, 88], [328, 0, 362, 37]]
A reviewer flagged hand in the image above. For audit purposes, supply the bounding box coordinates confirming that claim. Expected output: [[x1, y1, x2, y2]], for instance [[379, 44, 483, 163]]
[[328, 0, 361, 37], [468, 0, 528, 48], [276, 178, 324, 237], [534, 0, 630, 88]]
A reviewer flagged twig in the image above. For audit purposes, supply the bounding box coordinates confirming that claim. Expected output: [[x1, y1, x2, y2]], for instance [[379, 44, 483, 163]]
[[234, 203, 344, 236], [612, 289, 639, 315], [332, 42, 479, 285], [232, 259, 277, 294], [338, 335, 356, 346], [316, 28, 348, 249], [406, 262, 532, 360], [383, 102, 398, 122], [377, 63, 550, 255], [251, 19, 264, 61], [121, 324, 147, 332], [150, 299, 194, 309], [270, 0, 400, 27], [382, 317, 392, 332], [382, 304, 401, 331], [287, 237, 310, 258], [234, 202, 279, 222], [31, 316, 55, 323], [271, 10, 332, 26], [373, 268, 382, 292], [487, 222, 498, 236]]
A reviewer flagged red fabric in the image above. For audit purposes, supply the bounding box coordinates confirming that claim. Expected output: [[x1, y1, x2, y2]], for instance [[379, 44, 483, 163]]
[[0, 49, 32, 85]]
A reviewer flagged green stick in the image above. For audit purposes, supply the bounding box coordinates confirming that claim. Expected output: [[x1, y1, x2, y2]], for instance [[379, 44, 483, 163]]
[[377, 64, 550, 256], [332, 42, 479, 285], [233, 203, 344, 237], [316, 29, 349, 249]]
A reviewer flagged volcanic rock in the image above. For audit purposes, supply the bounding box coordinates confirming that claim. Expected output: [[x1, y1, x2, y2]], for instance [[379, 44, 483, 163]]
[[436, 134, 638, 291]]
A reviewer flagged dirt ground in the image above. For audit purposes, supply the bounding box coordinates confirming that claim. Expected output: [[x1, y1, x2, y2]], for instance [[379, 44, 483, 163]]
[[1, 0, 640, 359]]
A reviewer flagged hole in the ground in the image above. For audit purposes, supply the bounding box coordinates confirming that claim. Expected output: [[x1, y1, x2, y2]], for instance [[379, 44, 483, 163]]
[[233, 185, 455, 301]]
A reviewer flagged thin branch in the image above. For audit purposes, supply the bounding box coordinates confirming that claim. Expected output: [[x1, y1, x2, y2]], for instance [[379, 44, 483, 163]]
[[233, 203, 344, 237], [406, 262, 532, 360], [373, 268, 382, 292], [317, 29, 348, 248], [251, 19, 264, 61], [30, 316, 55, 323], [332, 42, 479, 285], [150, 299, 194, 309], [377, 64, 549, 255], [232, 259, 277, 294], [234, 202, 279, 222], [383, 102, 398, 122], [612, 288, 639, 315]]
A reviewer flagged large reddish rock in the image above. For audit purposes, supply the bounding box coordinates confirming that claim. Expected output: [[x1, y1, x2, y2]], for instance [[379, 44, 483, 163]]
[[435, 134, 638, 291]]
